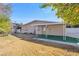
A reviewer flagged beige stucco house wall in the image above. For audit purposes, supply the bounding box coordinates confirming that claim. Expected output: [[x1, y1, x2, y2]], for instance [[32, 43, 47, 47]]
[[36, 24, 65, 36], [22, 20, 65, 36]]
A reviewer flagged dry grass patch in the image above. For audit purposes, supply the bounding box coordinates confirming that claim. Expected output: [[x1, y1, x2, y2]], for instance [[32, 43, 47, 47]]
[[0, 34, 79, 56]]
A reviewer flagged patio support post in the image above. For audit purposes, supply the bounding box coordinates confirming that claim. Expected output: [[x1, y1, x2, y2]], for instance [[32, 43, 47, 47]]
[[37, 25, 38, 38], [45, 25, 47, 39], [63, 23, 66, 40], [64, 24, 66, 40], [35, 25, 37, 38], [35, 25, 38, 38]]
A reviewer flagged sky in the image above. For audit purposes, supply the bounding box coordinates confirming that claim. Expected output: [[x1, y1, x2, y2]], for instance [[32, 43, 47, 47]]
[[11, 3, 62, 24]]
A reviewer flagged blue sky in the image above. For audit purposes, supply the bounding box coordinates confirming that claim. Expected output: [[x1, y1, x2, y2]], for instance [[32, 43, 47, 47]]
[[11, 3, 61, 24]]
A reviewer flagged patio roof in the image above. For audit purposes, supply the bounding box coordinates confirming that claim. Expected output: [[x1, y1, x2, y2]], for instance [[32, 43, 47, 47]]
[[31, 23, 64, 26], [23, 20, 64, 26]]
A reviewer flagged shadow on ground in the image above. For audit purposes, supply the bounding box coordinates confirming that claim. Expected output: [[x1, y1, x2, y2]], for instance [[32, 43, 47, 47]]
[[12, 33, 79, 53]]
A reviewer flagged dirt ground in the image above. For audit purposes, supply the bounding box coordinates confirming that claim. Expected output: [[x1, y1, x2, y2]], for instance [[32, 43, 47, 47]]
[[0, 34, 79, 56]]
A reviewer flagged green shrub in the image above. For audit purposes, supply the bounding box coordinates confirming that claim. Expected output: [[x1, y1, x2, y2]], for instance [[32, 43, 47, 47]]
[[0, 14, 11, 33]]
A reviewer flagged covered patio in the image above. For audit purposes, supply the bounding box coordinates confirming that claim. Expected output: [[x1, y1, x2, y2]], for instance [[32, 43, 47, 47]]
[[34, 24, 79, 44], [34, 23, 66, 39]]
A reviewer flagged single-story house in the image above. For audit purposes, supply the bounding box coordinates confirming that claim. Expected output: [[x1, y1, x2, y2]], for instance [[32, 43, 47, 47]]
[[11, 20, 79, 44], [22, 20, 65, 37]]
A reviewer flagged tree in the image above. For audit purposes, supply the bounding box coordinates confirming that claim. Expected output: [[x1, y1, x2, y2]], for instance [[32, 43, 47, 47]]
[[41, 3, 79, 26], [0, 3, 11, 16], [0, 14, 11, 32], [0, 3, 11, 33]]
